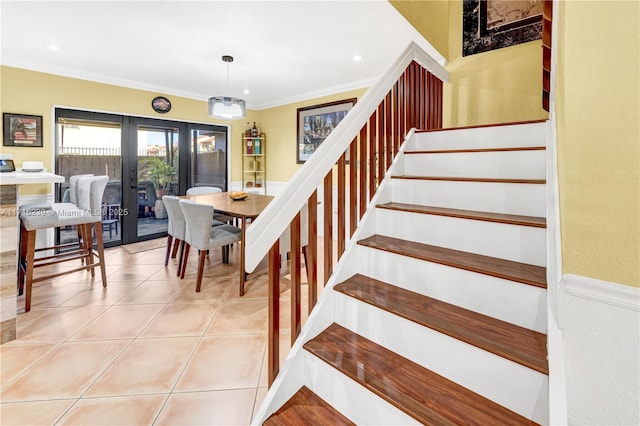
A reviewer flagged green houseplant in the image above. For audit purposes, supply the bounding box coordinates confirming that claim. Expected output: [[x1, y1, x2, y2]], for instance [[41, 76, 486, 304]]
[[143, 157, 177, 197]]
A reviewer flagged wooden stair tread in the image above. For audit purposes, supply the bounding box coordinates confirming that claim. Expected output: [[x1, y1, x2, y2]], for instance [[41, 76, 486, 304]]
[[416, 120, 547, 133], [263, 386, 354, 426], [305, 323, 538, 425], [405, 146, 546, 154], [391, 175, 546, 184], [357, 234, 547, 289], [377, 202, 546, 228], [335, 274, 548, 374]]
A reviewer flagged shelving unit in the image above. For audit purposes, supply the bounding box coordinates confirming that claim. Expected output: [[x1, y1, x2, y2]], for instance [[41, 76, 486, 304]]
[[242, 134, 266, 194]]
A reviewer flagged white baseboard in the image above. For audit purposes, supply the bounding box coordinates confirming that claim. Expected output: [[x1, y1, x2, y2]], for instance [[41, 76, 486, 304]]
[[564, 274, 639, 311]]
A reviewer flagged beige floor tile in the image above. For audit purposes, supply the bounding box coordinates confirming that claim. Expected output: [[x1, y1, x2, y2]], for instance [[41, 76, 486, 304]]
[[69, 304, 165, 341], [138, 302, 219, 338], [258, 332, 292, 388], [57, 394, 166, 425], [84, 337, 198, 397], [16, 305, 110, 342], [171, 276, 232, 303], [130, 248, 169, 265], [107, 264, 165, 282], [0, 340, 129, 402], [174, 334, 265, 392], [29, 281, 93, 308], [0, 399, 75, 425], [57, 280, 143, 307], [155, 389, 256, 426], [0, 342, 59, 389], [114, 280, 185, 305], [103, 250, 148, 265], [145, 266, 182, 282], [206, 299, 267, 335], [253, 387, 269, 421]]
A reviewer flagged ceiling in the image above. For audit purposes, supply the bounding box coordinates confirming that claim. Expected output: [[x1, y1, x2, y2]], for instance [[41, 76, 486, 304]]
[[1, 1, 432, 110]]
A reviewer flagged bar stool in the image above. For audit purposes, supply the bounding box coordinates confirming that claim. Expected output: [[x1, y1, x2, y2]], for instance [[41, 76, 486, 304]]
[[18, 175, 109, 312]]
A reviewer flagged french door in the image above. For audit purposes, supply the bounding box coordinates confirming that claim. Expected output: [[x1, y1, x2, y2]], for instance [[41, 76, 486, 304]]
[[55, 109, 229, 246]]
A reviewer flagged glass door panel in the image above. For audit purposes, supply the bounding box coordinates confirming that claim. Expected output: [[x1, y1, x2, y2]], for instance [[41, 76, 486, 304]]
[[55, 113, 123, 246], [132, 124, 180, 241], [191, 128, 228, 190]]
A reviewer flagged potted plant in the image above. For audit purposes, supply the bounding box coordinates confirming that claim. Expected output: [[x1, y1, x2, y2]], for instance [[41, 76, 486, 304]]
[[143, 157, 176, 198]]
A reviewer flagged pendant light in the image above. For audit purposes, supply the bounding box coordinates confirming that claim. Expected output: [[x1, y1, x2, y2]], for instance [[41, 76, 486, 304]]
[[208, 55, 246, 120]]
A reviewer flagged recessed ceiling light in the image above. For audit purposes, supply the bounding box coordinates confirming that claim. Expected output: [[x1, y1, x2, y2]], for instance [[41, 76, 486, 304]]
[[352, 55, 362, 62], [46, 43, 60, 52], [243, 89, 250, 95]]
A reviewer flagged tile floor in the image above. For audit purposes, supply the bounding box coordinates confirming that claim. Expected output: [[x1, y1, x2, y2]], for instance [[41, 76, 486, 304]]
[[1, 239, 321, 425]]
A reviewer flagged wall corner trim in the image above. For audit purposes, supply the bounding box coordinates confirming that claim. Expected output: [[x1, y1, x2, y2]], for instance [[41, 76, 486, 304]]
[[564, 274, 640, 311]]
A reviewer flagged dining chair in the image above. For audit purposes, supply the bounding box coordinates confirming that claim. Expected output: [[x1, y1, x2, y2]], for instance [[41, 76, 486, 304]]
[[179, 199, 242, 292], [162, 195, 187, 277], [186, 186, 235, 225], [18, 175, 109, 312]]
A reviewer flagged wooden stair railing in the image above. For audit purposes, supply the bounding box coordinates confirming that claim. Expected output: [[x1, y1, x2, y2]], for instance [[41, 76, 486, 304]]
[[267, 60, 444, 386]]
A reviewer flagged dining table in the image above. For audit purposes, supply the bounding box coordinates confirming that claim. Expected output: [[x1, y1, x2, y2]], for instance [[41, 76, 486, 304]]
[[182, 191, 274, 296]]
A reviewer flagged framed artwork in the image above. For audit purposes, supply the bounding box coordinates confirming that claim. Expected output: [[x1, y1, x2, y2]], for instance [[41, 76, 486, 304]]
[[463, 0, 543, 57], [296, 98, 356, 164], [3, 113, 43, 147], [151, 96, 172, 114]]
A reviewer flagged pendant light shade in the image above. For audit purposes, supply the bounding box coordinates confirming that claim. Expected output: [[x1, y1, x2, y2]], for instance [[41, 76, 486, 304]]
[[208, 55, 246, 120], [208, 96, 246, 119]]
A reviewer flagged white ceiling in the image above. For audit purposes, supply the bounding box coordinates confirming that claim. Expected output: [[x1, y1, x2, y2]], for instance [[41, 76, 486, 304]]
[[1, 1, 432, 110]]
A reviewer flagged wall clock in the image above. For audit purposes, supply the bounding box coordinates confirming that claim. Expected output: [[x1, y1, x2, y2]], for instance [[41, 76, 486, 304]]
[[151, 96, 172, 114]]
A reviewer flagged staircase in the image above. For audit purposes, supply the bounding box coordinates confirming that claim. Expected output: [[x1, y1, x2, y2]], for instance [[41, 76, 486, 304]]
[[257, 121, 549, 425]]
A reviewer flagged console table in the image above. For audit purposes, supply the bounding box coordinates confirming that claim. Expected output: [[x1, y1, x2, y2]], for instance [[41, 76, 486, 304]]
[[0, 171, 65, 344]]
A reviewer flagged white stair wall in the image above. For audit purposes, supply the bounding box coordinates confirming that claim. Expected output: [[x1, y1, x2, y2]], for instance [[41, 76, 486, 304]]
[[355, 244, 547, 333], [390, 178, 547, 217], [375, 207, 547, 266], [403, 149, 546, 180], [408, 122, 547, 151]]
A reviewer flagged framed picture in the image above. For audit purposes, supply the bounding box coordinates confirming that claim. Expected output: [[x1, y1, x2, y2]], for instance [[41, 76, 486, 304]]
[[151, 96, 172, 114], [463, 0, 543, 57], [297, 98, 356, 164], [3, 113, 43, 147]]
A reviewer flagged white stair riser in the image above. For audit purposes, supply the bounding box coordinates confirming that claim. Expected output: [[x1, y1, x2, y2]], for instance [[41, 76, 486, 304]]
[[403, 150, 545, 180], [334, 293, 549, 424], [356, 246, 547, 332], [375, 208, 547, 267], [304, 351, 420, 425], [391, 178, 546, 217], [411, 123, 546, 151]]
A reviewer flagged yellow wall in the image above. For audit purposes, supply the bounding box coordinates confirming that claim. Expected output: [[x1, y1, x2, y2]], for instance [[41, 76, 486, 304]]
[[389, 0, 450, 60], [257, 88, 367, 182], [392, 0, 548, 127], [0, 66, 365, 196], [0, 66, 246, 195], [444, 0, 548, 126], [555, 0, 639, 287]]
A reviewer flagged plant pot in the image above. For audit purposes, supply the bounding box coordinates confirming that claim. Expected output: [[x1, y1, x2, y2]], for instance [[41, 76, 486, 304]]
[[154, 199, 167, 219]]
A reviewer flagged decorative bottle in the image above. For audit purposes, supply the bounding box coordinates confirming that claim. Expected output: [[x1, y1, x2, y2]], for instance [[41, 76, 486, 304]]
[[251, 122, 259, 137]]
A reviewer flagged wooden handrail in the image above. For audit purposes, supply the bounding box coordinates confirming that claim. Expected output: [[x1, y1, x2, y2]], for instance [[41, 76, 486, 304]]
[[253, 43, 449, 387]]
